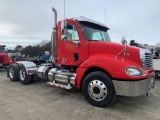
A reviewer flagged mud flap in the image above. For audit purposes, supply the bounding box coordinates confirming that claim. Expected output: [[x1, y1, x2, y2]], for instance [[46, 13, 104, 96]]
[[6, 66, 9, 77]]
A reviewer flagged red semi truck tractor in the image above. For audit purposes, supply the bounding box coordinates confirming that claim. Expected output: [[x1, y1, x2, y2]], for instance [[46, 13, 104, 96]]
[[7, 7, 155, 107], [0, 45, 13, 68]]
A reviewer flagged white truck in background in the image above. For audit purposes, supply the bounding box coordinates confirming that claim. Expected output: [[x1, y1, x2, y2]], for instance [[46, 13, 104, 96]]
[[153, 59, 160, 78], [129, 40, 160, 79], [153, 42, 160, 79]]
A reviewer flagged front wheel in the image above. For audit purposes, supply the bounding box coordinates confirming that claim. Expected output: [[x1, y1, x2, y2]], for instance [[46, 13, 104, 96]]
[[82, 71, 116, 107]]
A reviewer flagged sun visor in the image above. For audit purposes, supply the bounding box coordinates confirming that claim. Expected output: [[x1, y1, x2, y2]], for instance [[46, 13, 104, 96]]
[[74, 16, 110, 30]]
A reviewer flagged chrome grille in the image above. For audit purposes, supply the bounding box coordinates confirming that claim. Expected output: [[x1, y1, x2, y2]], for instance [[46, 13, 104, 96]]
[[144, 53, 153, 69], [0, 56, 4, 63]]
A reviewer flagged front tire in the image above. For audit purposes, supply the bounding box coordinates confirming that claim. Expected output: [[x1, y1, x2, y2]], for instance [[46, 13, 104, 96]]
[[19, 65, 33, 85], [82, 71, 116, 107]]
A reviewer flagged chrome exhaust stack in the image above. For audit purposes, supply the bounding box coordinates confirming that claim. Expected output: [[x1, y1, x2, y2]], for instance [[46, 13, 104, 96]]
[[51, 7, 57, 64]]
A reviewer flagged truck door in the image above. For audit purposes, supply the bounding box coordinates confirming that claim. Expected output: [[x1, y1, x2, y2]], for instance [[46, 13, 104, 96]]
[[57, 21, 86, 66]]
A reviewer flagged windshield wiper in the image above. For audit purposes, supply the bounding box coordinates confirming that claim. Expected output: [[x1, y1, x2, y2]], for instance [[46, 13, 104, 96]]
[[99, 30, 104, 41]]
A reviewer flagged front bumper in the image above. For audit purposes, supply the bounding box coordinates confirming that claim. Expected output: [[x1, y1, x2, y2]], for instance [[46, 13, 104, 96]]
[[113, 75, 155, 97]]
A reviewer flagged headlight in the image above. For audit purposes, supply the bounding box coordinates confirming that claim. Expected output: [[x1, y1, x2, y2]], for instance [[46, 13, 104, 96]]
[[126, 67, 142, 76]]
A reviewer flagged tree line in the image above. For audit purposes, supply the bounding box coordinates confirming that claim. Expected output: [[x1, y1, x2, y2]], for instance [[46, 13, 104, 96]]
[[7, 41, 51, 57]]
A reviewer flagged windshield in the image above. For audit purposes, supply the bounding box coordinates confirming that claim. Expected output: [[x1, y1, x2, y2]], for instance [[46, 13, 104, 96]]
[[80, 21, 111, 42], [0, 47, 5, 53]]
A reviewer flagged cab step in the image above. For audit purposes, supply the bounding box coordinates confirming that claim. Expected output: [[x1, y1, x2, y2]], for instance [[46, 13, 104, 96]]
[[47, 81, 72, 89]]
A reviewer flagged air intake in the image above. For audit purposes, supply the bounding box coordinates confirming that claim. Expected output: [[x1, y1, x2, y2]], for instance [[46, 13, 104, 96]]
[[144, 53, 153, 69]]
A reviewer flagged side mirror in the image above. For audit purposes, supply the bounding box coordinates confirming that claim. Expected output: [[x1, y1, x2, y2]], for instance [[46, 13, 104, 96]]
[[121, 36, 127, 45], [61, 20, 67, 41]]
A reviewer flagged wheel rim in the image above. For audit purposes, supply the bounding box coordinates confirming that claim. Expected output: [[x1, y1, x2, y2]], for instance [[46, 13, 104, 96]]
[[88, 80, 107, 101], [9, 68, 14, 79], [20, 69, 26, 81]]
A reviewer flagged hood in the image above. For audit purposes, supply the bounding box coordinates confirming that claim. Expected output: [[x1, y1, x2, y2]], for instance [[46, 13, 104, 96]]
[[0, 53, 9, 56], [89, 41, 141, 65]]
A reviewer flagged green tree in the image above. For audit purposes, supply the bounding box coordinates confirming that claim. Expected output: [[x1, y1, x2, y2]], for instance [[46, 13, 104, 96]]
[[14, 45, 23, 52]]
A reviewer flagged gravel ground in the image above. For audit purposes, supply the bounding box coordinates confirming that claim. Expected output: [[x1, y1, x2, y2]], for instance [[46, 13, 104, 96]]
[[0, 69, 160, 120]]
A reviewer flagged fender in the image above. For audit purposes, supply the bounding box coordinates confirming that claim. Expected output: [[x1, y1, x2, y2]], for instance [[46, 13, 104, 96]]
[[16, 61, 37, 75], [76, 54, 152, 89], [79, 54, 150, 77], [79, 54, 131, 75]]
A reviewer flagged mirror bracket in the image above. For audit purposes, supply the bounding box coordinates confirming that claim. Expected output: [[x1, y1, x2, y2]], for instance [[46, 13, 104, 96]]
[[121, 36, 127, 45], [61, 35, 67, 42], [73, 40, 80, 45]]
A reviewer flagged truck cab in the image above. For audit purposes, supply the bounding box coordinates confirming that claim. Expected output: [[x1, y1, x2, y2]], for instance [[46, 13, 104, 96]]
[[7, 7, 155, 107], [0, 45, 13, 68], [57, 17, 111, 66]]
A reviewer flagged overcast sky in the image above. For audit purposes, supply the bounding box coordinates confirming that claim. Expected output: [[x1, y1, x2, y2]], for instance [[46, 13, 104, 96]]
[[0, 0, 160, 49]]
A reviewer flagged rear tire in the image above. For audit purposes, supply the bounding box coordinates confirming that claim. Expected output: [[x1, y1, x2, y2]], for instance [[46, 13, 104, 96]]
[[82, 71, 116, 107], [8, 64, 19, 81], [19, 65, 33, 85]]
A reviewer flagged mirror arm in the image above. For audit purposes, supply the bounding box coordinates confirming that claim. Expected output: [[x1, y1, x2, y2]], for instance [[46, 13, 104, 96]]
[[73, 40, 80, 45], [64, 26, 67, 36], [61, 35, 67, 42]]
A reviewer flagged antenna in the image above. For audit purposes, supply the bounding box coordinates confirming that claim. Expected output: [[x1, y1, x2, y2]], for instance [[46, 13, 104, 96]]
[[64, 0, 65, 20], [104, 9, 106, 25]]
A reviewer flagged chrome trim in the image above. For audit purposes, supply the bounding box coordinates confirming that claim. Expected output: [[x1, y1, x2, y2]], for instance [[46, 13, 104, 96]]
[[9, 67, 14, 79], [42, 66, 51, 80], [113, 74, 155, 96], [144, 52, 153, 69], [140, 48, 153, 69], [47, 68, 76, 86], [70, 74, 76, 86], [51, 7, 57, 63], [19, 68, 26, 81], [55, 74, 68, 84], [48, 68, 57, 81], [88, 80, 107, 101], [54, 73, 76, 86], [37, 66, 46, 79], [37, 66, 51, 80]]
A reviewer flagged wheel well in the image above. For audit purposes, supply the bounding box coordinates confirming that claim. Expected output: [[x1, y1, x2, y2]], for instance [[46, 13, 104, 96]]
[[80, 67, 112, 90]]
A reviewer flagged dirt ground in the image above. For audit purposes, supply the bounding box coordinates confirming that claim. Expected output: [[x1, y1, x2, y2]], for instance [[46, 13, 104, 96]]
[[0, 69, 160, 120]]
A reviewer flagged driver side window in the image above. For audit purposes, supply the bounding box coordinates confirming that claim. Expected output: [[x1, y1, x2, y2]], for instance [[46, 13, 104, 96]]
[[66, 24, 79, 41]]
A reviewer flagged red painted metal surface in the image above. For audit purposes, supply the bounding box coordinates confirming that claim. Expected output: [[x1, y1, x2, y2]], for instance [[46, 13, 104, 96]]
[[56, 20, 88, 66], [0, 45, 13, 66], [55, 18, 154, 89]]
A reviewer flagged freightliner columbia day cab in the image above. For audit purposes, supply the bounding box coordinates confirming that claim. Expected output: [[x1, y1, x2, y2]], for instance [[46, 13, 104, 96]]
[[7, 7, 155, 107]]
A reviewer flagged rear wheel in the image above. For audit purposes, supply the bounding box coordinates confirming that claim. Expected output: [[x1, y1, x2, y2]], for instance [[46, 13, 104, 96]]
[[19, 65, 33, 85], [82, 71, 116, 107], [8, 64, 19, 81]]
